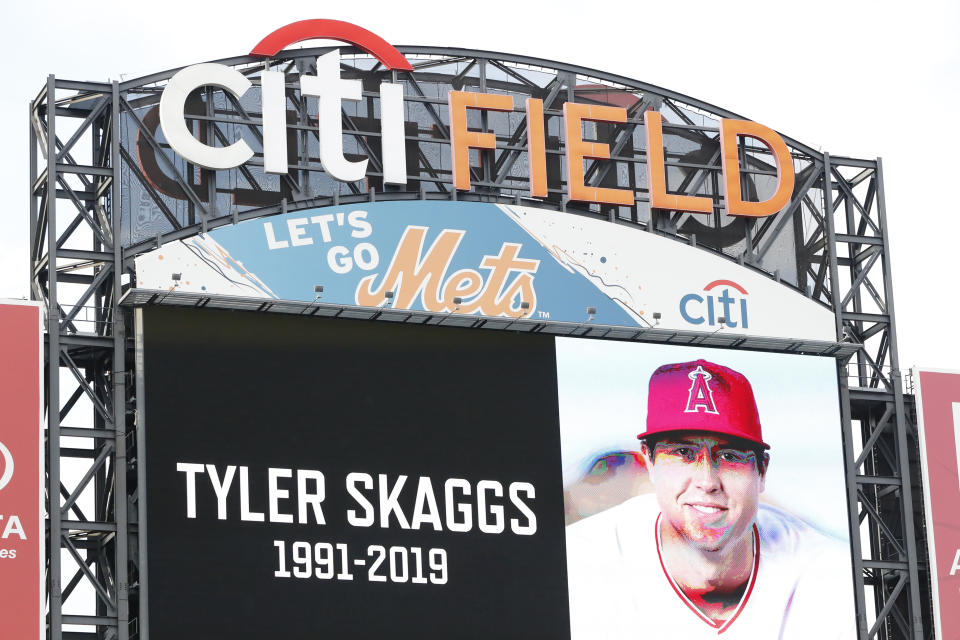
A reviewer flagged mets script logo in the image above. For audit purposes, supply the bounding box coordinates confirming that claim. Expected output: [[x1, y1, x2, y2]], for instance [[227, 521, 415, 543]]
[[679, 280, 750, 329], [0, 441, 14, 491], [685, 366, 719, 415], [356, 226, 541, 318]]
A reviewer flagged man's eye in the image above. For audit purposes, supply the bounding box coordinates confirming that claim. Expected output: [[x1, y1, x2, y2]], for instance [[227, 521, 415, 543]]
[[673, 447, 695, 460], [718, 450, 751, 464]]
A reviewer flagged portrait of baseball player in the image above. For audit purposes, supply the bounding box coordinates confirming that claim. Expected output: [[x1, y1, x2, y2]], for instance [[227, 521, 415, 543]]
[[561, 348, 856, 639]]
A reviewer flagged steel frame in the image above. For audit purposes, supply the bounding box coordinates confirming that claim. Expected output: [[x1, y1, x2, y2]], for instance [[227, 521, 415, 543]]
[[29, 47, 925, 639]]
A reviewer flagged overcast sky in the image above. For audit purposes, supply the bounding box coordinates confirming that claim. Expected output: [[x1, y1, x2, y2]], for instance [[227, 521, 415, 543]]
[[2, 0, 957, 370]]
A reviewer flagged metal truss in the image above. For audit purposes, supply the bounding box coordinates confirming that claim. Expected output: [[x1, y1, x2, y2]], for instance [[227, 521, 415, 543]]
[[825, 157, 928, 639], [29, 47, 925, 639], [30, 74, 133, 640]]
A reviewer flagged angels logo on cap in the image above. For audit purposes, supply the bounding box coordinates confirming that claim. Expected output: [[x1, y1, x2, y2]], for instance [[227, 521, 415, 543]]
[[637, 359, 770, 449], [685, 365, 719, 415]]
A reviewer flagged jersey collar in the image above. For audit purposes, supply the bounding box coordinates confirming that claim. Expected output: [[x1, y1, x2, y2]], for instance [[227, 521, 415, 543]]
[[654, 512, 760, 634]]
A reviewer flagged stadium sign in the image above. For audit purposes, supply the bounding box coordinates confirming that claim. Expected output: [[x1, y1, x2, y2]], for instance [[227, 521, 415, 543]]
[[34, 11, 914, 640], [134, 201, 837, 340], [0, 301, 43, 640], [159, 19, 795, 216]]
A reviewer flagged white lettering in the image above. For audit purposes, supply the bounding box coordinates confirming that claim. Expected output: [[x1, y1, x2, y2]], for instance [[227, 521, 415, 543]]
[[477, 480, 505, 534], [159, 63, 254, 170], [1, 515, 26, 540], [444, 478, 472, 532], [379, 474, 410, 529], [379, 82, 407, 184], [354, 243, 379, 270], [346, 472, 375, 527], [297, 470, 326, 525], [509, 482, 537, 535], [177, 462, 205, 519], [205, 464, 236, 520], [264, 222, 289, 250], [348, 210, 372, 238], [239, 466, 265, 522], [310, 213, 336, 242], [261, 68, 289, 174], [268, 468, 294, 524], [411, 477, 442, 531], [300, 51, 368, 182], [287, 218, 313, 247], [328, 246, 352, 274], [173, 461, 536, 536]]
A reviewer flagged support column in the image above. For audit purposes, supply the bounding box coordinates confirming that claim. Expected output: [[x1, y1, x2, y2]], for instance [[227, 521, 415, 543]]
[[46, 73, 63, 640]]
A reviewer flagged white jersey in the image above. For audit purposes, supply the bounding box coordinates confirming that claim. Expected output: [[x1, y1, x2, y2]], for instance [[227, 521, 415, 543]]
[[565, 495, 856, 639]]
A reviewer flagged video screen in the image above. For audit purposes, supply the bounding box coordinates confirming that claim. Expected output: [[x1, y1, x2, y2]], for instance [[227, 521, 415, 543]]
[[558, 338, 855, 638], [141, 307, 569, 639], [140, 308, 855, 638]]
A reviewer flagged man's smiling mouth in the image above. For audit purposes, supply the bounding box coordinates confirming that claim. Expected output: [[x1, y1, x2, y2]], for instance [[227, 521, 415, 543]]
[[687, 504, 726, 515]]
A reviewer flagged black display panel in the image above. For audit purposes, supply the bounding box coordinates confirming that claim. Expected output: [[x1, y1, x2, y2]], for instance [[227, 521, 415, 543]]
[[142, 307, 569, 639]]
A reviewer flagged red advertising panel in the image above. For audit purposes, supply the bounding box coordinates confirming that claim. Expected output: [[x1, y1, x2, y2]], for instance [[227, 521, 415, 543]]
[[915, 368, 960, 640], [0, 301, 43, 640]]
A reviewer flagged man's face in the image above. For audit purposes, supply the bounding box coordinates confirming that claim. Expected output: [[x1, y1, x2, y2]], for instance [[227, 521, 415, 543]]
[[644, 433, 766, 553]]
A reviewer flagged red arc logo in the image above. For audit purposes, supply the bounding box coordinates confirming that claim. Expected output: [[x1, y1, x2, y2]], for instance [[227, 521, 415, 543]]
[[250, 19, 414, 71]]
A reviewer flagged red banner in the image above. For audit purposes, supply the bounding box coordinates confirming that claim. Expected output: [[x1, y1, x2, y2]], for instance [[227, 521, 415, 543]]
[[915, 368, 960, 640], [0, 301, 43, 639]]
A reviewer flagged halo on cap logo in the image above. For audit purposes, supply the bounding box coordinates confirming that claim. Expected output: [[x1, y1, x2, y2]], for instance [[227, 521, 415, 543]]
[[684, 365, 719, 415], [0, 441, 13, 491]]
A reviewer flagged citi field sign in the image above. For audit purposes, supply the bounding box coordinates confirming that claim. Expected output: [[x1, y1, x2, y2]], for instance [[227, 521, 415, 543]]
[[140, 19, 834, 342], [159, 19, 794, 215]]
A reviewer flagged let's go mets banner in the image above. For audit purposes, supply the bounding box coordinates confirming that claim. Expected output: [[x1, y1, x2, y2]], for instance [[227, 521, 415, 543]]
[[0, 300, 43, 640], [134, 201, 834, 341]]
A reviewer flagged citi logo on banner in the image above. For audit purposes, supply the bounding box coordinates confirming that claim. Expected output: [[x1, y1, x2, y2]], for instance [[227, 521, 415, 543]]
[[159, 19, 794, 216], [679, 280, 750, 329]]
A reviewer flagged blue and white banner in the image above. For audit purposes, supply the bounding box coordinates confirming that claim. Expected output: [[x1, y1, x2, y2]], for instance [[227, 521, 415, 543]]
[[134, 201, 835, 341]]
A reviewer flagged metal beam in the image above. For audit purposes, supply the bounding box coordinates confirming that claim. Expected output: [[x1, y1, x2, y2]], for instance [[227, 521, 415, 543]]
[[46, 73, 64, 639]]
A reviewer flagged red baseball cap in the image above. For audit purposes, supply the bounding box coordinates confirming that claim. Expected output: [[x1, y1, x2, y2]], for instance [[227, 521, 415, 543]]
[[637, 359, 769, 449]]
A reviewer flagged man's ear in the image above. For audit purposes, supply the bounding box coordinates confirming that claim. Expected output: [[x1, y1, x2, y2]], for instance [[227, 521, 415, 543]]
[[759, 452, 770, 491], [639, 441, 655, 480]]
